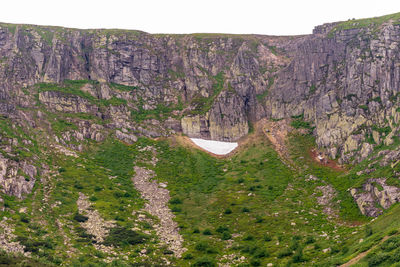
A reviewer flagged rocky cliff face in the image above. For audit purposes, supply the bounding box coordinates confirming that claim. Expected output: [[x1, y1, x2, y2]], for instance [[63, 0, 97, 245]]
[[0, 24, 291, 143], [266, 19, 400, 164], [1, 15, 400, 198], [1, 17, 400, 163], [350, 178, 400, 217]]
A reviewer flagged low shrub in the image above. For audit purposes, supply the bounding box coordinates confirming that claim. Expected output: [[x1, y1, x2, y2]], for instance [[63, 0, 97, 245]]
[[192, 256, 216, 267], [224, 208, 232, 214], [216, 225, 229, 233], [73, 213, 88, 222], [264, 235, 272, 242], [243, 235, 254, 241], [195, 241, 210, 251], [183, 253, 193, 259], [305, 236, 315, 244], [203, 229, 212, 235], [221, 231, 231, 240], [103, 227, 147, 247], [277, 247, 293, 258], [169, 197, 182, 204]]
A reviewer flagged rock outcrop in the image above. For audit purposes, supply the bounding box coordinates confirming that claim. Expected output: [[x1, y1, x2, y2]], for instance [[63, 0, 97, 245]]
[[39, 91, 99, 114], [265, 19, 400, 163], [0, 15, 400, 200], [350, 178, 400, 217], [0, 155, 36, 198]]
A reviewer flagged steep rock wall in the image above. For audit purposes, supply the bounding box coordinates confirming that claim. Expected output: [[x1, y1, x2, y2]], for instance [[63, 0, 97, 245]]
[[0, 18, 400, 162]]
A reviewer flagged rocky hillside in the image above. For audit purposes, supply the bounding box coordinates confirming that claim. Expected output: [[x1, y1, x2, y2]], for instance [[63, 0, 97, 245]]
[[1, 12, 400, 266], [1, 14, 400, 164]]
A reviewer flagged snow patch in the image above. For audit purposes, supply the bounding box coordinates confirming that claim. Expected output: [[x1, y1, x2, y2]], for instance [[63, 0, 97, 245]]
[[190, 138, 238, 155]]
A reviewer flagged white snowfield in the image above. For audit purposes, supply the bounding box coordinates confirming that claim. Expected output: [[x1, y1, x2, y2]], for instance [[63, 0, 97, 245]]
[[190, 138, 238, 155]]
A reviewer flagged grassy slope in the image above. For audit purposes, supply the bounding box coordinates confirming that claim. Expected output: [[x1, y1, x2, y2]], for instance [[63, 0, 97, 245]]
[[147, 131, 372, 266], [1, 121, 400, 266]]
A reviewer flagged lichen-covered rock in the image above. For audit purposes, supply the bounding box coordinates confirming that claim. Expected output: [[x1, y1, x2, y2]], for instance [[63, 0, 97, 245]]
[[39, 91, 98, 114], [208, 91, 249, 141], [115, 130, 137, 144], [350, 178, 400, 217], [181, 115, 211, 139], [0, 155, 36, 198], [0, 19, 400, 160]]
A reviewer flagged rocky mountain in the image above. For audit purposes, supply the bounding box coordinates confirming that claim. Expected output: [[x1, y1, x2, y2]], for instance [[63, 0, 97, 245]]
[[1, 12, 400, 267]]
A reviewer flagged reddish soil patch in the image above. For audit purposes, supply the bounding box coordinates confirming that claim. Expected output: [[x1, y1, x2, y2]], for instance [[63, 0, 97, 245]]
[[309, 148, 345, 171]]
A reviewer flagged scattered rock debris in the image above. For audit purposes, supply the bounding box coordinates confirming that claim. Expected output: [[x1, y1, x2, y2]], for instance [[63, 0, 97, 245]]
[[316, 184, 338, 218], [77, 192, 117, 258], [132, 166, 186, 258]]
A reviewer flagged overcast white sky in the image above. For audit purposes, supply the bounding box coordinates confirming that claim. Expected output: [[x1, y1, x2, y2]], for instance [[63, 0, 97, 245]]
[[0, 0, 399, 35]]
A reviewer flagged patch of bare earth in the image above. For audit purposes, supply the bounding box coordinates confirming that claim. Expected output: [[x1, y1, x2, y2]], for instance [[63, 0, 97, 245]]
[[310, 148, 345, 171], [132, 166, 186, 258], [261, 118, 296, 169], [172, 118, 290, 160]]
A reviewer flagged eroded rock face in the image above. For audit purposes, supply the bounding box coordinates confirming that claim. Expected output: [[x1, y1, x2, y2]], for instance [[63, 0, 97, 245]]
[[115, 129, 137, 144], [265, 22, 400, 163], [208, 91, 249, 141], [0, 155, 36, 198], [0, 24, 293, 143], [350, 178, 400, 217], [39, 91, 99, 114], [0, 20, 399, 161], [181, 115, 211, 140]]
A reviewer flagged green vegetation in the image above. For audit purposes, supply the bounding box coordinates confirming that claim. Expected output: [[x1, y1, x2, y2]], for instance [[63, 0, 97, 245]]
[[37, 80, 96, 101], [268, 45, 278, 55], [37, 80, 131, 107], [0, 250, 51, 266], [131, 100, 177, 122], [0, 119, 400, 266], [109, 82, 138, 91], [103, 227, 148, 247], [256, 76, 275, 103], [187, 72, 225, 115], [287, 133, 366, 221], [5, 17, 400, 266], [290, 115, 312, 130], [51, 119, 78, 135], [168, 69, 185, 80], [371, 125, 391, 136], [309, 84, 317, 94], [329, 12, 400, 37]]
